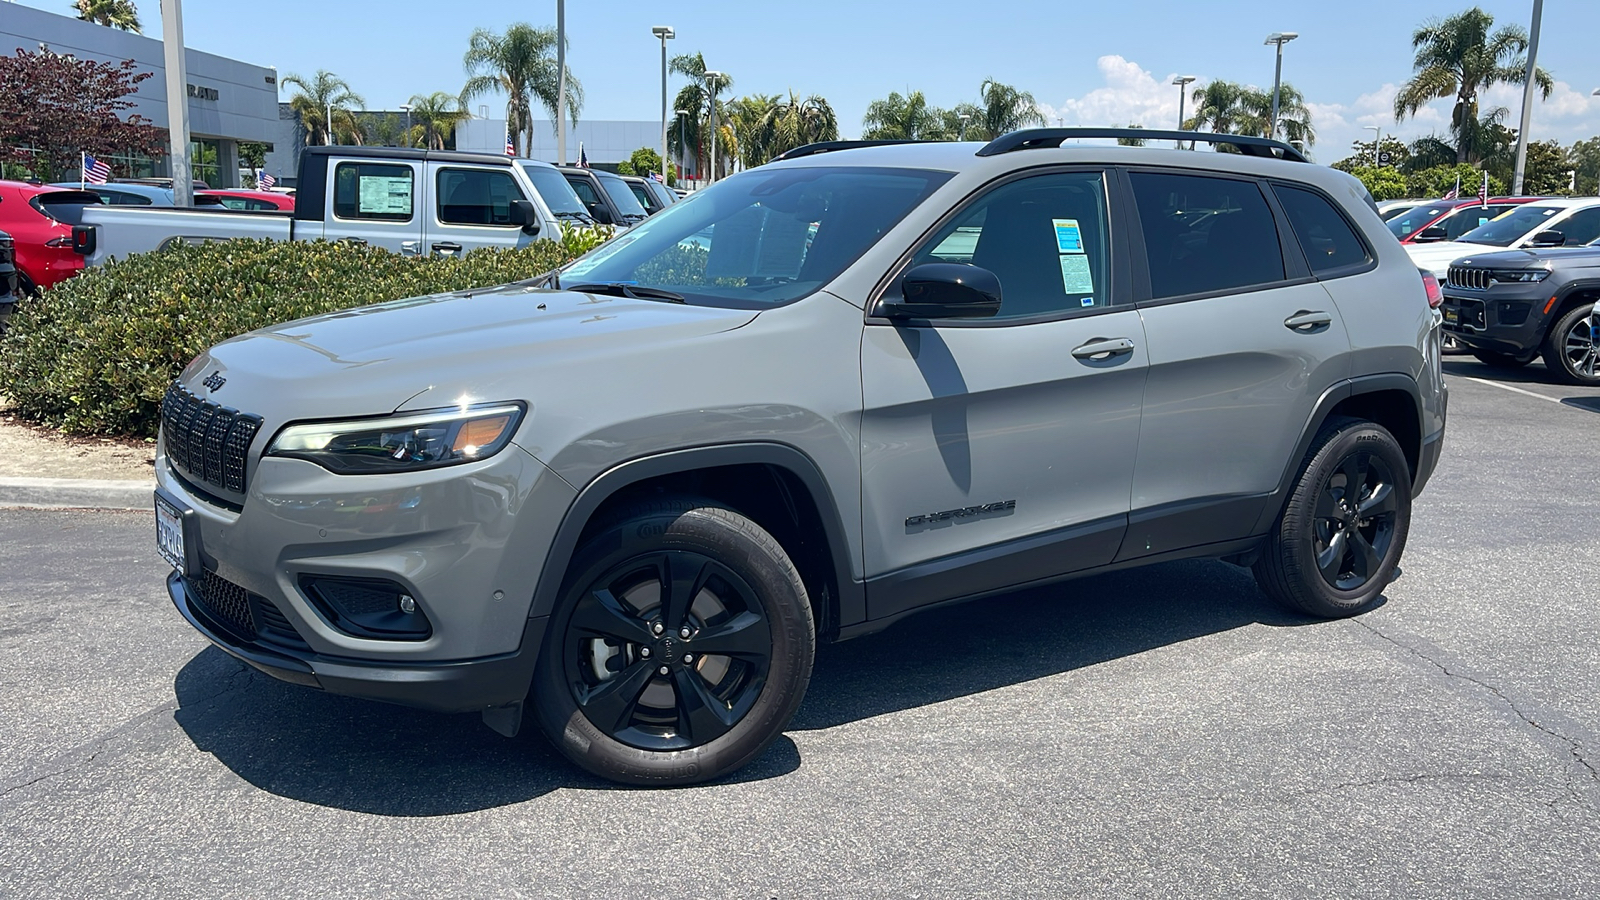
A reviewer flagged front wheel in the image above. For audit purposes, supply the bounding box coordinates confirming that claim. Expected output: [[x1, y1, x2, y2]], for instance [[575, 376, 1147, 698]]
[[532, 498, 814, 786], [1471, 349, 1534, 368], [1542, 302, 1600, 385], [1254, 418, 1412, 618]]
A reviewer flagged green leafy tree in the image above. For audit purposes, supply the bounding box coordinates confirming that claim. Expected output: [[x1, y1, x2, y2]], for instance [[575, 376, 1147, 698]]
[[759, 91, 839, 160], [1405, 164, 1505, 199], [1393, 7, 1552, 164], [1183, 80, 1247, 135], [727, 93, 779, 169], [862, 90, 946, 141], [1568, 137, 1600, 196], [1334, 136, 1409, 170], [1116, 125, 1147, 147], [407, 91, 469, 150], [282, 70, 364, 146], [1520, 139, 1572, 195], [238, 141, 271, 169], [461, 23, 581, 157], [970, 79, 1046, 141], [668, 53, 732, 180], [1404, 136, 1458, 172], [1185, 80, 1313, 146], [1343, 166, 1411, 201], [627, 147, 664, 178], [74, 0, 141, 32]]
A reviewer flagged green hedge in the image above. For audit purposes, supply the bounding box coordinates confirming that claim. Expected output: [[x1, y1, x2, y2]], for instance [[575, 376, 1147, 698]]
[[0, 237, 588, 437]]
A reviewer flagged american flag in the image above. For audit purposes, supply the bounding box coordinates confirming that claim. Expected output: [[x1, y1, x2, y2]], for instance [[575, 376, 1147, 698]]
[[578, 142, 589, 168], [1441, 175, 1460, 201], [505, 129, 515, 156], [257, 170, 276, 190], [1478, 171, 1489, 208], [649, 170, 664, 183], [82, 154, 111, 185]]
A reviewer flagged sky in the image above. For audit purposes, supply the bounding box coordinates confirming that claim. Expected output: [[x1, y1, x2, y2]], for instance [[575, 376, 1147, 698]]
[[11, 0, 1600, 162]]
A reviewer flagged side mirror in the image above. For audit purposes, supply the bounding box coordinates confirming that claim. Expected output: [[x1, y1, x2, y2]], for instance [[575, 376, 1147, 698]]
[[1529, 230, 1565, 248], [509, 199, 540, 235], [880, 263, 1002, 319], [587, 202, 614, 226], [1413, 225, 1448, 242]]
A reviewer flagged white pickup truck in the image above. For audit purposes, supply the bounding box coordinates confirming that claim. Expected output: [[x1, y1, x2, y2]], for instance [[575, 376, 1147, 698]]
[[77, 147, 608, 266]]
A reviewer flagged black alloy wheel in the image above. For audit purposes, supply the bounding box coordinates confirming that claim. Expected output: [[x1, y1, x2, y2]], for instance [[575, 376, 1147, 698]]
[[1309, 451, 1400, 592], [564, 550, 772, 751], [1544, 302, 1600, 385]]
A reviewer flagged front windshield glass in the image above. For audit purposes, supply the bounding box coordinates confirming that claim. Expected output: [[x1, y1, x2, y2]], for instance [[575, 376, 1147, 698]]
[[1386, 206, 1446, 238], [1379, 203, 1419, 222], [559, 166, 952, 308], [596, 171, 649, 219], [1456, 204, 1563, 247], [518, 162, 589, 218]]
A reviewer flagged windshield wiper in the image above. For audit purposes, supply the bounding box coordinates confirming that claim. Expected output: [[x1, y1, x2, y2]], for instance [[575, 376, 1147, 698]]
[[554, 211, 592, 220], [564, 282, 686, 303]]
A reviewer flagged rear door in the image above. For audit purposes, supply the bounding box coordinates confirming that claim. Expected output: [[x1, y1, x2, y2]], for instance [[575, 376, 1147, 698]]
[[324, 157, 425, 253], [426, 161, 539, 257], [1121, 169, 1351, 561]]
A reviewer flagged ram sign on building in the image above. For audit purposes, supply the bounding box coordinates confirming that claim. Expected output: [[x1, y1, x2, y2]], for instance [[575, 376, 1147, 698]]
[[1, 3, 278, 188]]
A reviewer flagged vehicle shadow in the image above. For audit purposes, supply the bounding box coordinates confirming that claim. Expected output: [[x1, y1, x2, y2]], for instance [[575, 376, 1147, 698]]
[[173, 558, 1325, 814], [1442, 358, 1558, 385]]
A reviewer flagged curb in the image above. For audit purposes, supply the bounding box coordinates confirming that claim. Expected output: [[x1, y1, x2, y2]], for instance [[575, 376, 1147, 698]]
[[0, 477, 153, 511]]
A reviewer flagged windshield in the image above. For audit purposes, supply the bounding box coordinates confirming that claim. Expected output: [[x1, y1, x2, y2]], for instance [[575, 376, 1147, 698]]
[[518, 162, 589, 218], [1379, 203, 1419, 222], [1456, 204, 1564, 247], [558, 166, 952, 308], [1386, 206, 1446, 238], [596, 171, 649, 220]]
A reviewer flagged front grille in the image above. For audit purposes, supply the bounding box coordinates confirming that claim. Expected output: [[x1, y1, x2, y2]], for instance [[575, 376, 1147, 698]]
[[194, 568, 256, 638], [161, 383, 262, 495], [1447, 266, 1491, 291]]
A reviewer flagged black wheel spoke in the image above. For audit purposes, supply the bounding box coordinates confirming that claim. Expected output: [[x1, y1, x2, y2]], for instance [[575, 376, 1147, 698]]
[[1358, 482, 1396, 518], [690, 611, 771, 663], [661, 552, 711, 632], [671, 667, 735, 744], [570, 589, 655, 645], [1349, 530, 1383, 582], [1313, 486, 1339, 520], [1317, 530, 1348, 582], [1337, 453, 1369, 498], [577, 660, 655, 733]]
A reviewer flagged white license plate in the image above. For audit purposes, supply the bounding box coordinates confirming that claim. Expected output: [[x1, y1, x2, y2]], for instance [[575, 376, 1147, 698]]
[[155, 494, 186, 572]]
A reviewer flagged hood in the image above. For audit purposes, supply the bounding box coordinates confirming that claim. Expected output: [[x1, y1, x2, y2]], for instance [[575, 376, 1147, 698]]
[[1447, 245, 1600, 269], [181, 282, 758, 421], [1405, 240, 1498, 275]]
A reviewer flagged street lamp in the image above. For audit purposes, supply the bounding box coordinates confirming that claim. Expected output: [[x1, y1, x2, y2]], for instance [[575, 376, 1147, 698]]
[[704, 70, 724, 185], [1264, 32, 1299, 139], [1364, 125, 1382, 165], [652, 26, 674, 182], [958, 112, 971, 141], [326, 100, 335, 146], [399, 103, 412, 148], [675, 109, 689, 185], [1173, 75, 1196, 148], [556, 0, 567, 164]]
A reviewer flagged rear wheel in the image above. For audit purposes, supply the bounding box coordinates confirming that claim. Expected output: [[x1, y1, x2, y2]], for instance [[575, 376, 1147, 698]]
[[1254, 418, 1412, 618], [1541, 302, 1600, 385], [1471, 349, 1534, 368], [532, 498, 814, 786]]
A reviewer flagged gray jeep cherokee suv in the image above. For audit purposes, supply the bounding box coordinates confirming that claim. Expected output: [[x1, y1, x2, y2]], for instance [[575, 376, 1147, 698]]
[[155, 129, 1447, 785]]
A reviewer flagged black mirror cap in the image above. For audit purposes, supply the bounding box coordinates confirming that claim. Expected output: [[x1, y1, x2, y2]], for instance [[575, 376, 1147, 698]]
[[1530, 230, 1565, 247], [883, 263, 1003, 319], [588, 203, 614, 225], [510, 199, 540, 235], [1414, 226, 1449, 242]]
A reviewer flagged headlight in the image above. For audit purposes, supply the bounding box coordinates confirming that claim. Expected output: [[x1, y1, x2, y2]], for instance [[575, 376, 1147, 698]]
[[1489, 268, 1550, 283], [266, 402, 525, 474]]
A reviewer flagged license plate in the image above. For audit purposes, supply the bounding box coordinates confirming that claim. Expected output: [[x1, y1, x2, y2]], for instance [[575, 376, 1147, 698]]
[[1443, 308, 1459, 324], [155, 493, 186, 573]]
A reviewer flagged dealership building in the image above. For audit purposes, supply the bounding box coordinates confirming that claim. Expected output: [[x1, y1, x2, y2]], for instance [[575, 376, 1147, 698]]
[[1, 3, 278, 187]]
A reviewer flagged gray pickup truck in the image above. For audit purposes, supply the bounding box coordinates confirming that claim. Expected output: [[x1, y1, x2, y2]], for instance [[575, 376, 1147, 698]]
[[77, 147, 605, 266], [1440, 244, 1600, 384]]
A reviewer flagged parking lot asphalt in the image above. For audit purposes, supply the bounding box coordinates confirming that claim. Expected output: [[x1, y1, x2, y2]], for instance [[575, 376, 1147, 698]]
[[2, 358, 1598, 899]]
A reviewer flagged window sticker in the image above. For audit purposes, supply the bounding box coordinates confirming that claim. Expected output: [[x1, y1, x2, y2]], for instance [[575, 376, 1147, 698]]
[[1052, 218, 1084, 254], [1059, 254, 1095, 296], [359, 175, 412, 215]]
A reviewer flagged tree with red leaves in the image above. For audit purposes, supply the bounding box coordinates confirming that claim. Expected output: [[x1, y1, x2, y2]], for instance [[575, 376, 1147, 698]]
[[0, 47, 165, 181]]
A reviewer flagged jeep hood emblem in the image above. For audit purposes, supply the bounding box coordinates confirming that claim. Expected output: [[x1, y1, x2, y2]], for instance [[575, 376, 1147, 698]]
[[202, 371, 226, 392]]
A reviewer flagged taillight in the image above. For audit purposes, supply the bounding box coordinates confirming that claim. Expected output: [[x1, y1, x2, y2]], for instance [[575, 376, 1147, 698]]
[[71, 226, 96, 256], [1420, 270, 1443, 309]]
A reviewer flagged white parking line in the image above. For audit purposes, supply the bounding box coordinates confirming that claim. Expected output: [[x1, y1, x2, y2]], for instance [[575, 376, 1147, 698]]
[[1455, 375, 1565, 405]]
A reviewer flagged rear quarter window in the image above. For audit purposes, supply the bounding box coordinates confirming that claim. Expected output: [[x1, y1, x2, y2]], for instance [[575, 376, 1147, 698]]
[[1273, 184, 1371, 275]]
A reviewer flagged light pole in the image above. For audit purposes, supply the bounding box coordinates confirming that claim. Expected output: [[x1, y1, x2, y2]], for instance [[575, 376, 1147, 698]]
[[399, 103, 412, 148], [326, 100, 335, 145], [1364, 125, 1382, 165], [958, 112, 971, 140], [1264, 32, 1298, 139], [652, 26, 674, 181], [704, 70, 724, 185], [160, 0, 193, 202], [1511, 0, 1544, 196], [1173, 75, 1196, 148], [675, 109, 688, 185], [556, 0, 566, 165]]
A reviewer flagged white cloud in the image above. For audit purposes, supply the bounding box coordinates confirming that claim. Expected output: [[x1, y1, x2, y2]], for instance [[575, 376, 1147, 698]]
[[1040, 55, 1192, 131]]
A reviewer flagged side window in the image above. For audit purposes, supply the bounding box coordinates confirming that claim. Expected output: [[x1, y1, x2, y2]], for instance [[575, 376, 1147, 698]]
[[1554, 208, 1600, 246], [1129, 172, 1284, 299], [628, 183, 655, 211], [567, 176, 601, 207], [1273, 184, 1371, 274], [1443, 204, 1512, 240], [908, 171, 1111, 319], [333, 162, 414, 222], [437, 168, 525, 226], [104, 189, 152, 206]]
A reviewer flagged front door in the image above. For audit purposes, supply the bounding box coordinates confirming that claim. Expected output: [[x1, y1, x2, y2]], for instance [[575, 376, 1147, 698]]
[[859, 170, 1148, 619], [426, 162, 536, 257]]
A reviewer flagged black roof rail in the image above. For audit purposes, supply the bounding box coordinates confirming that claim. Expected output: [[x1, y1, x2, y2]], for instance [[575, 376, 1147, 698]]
[[772, 140, 932, 161], [300, 145, 514, 167], [975, 128, 1309, 163]]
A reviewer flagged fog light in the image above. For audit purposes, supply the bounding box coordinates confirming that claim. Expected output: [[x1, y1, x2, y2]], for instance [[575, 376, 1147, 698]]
[[399, 594, 416, 614], [298, 575, 432, 640]]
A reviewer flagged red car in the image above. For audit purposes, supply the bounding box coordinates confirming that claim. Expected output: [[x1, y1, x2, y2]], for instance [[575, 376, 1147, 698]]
[[197, 189, 295, 212], [1386, 196, 1547, 245], [0, 180, 102, 293]]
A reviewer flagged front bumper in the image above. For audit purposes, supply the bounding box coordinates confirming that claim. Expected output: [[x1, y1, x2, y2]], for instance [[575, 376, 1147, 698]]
[[170, 569, 548, 713], [1440, 289, 1552, 357]]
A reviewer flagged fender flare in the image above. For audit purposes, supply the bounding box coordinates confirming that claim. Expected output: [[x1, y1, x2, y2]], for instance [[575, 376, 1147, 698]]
[[527, 442, 864, 633]]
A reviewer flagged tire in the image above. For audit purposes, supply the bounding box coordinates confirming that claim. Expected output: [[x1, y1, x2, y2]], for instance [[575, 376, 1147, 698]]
[[1470, 349, 1533, 368], [532, 497, 814, 786], [1253, 418, 1412, 618], [1541, 302, 1600, 386]]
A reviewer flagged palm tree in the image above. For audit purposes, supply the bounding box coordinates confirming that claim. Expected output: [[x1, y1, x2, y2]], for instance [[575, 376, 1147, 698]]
[[1393, 7, 1552, 164], [407, 91, 470, 150], [726, 94, 779, 170], [669, 53, 732, 180], [970, 79, 1046, 141], [1237, 84, 1316, 146], [760, 92, 839, 160], [461, 23, 582, 157], [281, 70, 365, 147], [1183, 80, 1248, 136], [861, 91, 944, 141], [75, 0, 140, 32], [1116, 125, 1148, 147]]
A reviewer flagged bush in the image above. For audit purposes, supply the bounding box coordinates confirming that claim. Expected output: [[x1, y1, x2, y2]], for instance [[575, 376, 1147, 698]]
[[1405, 165, 1506, 200], [0, 236, 585, 437], [1341, 166, 1411, 201]]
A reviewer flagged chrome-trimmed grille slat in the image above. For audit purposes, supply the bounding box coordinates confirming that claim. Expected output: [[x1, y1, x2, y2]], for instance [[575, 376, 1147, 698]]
[[160, 383, 262, 497], [1447, 266, 1491, 291]]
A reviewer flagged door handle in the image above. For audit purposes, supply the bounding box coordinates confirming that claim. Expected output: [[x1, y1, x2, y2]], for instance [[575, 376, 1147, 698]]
[[1071, 337, 1137, 361], [431, 241, 463, 256], [400, 240, 420, 256], [1284, 310, 1333, 332]]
